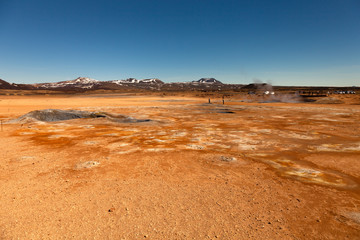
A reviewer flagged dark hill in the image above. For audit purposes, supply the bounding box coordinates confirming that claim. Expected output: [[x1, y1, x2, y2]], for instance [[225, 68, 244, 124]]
[[0, 79, 19, 89]]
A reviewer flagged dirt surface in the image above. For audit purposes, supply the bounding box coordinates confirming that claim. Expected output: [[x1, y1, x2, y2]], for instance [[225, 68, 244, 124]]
[[0, 93, 360, 239]]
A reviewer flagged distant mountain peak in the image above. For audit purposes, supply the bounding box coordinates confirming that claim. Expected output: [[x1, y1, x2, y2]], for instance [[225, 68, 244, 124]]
[[0, 79, 20, 89], [72, 77, 99, 83], [140, 78, 164, 84], [111, 78, 164, 85], [34, 77, 100, 89], [193, 78, 222, 84]]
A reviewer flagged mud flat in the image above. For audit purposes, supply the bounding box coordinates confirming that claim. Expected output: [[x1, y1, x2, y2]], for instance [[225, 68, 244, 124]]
[[0, 93, 360, 239]]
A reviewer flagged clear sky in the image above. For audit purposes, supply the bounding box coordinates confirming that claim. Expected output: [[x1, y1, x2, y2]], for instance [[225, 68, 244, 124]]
[[0, 0, 359, 86]]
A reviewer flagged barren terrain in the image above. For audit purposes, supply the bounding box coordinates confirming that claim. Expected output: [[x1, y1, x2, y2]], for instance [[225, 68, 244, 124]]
[[0, 93, 360, 239]]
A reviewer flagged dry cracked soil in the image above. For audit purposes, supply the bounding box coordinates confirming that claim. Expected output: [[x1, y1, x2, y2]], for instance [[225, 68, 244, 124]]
[[0, 93, 360, 239]]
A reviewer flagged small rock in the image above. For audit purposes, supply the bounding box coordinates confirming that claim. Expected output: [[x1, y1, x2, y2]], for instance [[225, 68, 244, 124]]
[[220, 156, 237, 162], [186, 144, 205, 150], [75, 161, 100, 170]]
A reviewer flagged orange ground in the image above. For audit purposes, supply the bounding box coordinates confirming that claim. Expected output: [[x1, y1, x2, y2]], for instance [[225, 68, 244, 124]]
[[0, 93, 360, 239]]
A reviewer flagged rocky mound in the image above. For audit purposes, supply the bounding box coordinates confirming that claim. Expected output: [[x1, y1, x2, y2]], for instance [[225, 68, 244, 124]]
[[11, 109, 150, 123]]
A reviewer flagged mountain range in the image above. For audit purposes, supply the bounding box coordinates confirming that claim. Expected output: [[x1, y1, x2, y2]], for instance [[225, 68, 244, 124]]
[[0, 77, 243, 91]]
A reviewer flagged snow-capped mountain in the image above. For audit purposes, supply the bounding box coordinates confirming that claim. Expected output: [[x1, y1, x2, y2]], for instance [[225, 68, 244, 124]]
[[110, 78, 164, 85], [35, 77, 100, 89], [192, 78, 223, 84], [72, 77, 99, 84]]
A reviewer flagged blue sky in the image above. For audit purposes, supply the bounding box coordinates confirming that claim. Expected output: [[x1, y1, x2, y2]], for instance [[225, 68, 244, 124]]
[[0, 0, 359, 86]]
